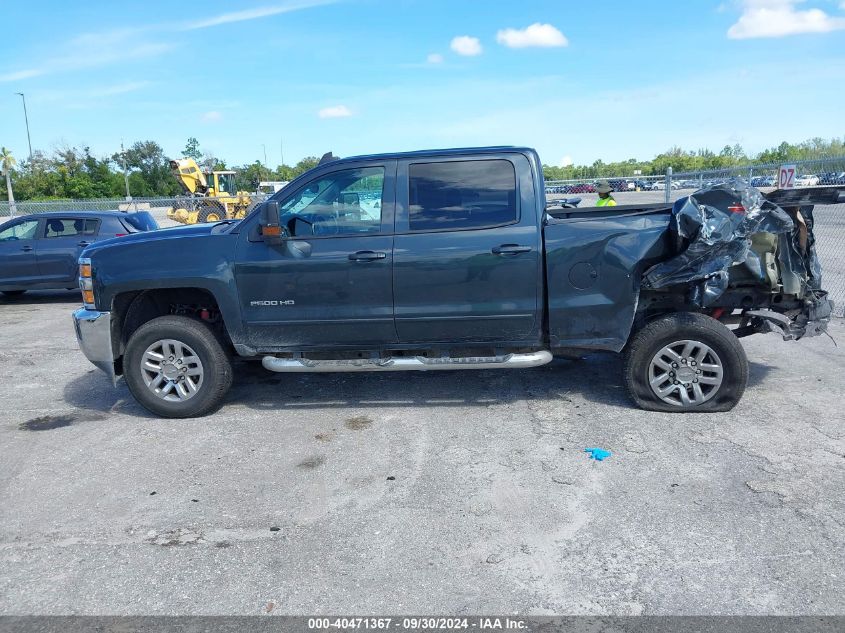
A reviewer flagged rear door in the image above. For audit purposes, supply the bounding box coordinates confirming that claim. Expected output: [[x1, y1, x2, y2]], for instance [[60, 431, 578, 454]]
[[0, 219, 41, 286], [393, 153, 543, 344], [37, 217, 100, 284], [234, 161, 397, 349]]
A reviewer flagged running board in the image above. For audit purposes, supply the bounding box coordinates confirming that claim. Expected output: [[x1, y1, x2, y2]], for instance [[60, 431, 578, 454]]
[[261, 351, 553, 373]]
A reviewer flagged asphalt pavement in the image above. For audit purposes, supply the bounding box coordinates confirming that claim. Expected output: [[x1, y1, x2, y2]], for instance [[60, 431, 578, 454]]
[[0, 291, 843, 615]]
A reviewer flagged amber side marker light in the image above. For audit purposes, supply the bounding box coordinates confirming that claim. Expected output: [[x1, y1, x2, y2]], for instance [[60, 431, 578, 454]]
[[79, 258, 95, 309]]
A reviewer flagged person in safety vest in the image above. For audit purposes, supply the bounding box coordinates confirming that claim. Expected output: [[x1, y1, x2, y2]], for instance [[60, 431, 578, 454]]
[[595, 180, 617, 206]]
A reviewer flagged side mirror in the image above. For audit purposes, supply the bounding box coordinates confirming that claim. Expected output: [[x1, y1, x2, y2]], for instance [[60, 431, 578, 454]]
[[259, 201, 286, 244]]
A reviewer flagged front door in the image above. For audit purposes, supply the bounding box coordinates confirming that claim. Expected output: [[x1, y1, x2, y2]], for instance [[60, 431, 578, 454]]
[[392, 154, 543, 344], [0, 219, 41, 286], [234, 161, 397, 350], [37, 217, 100, 284]]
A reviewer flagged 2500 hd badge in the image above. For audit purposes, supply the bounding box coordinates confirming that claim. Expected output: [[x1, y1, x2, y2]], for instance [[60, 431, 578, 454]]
[[250, 299, 295, 306]]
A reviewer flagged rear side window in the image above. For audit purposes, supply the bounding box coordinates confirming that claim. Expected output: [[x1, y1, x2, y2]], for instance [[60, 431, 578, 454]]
[[122, 212, 159, 232], [43, 218, 98, 238], [408, 159, 517, 231]]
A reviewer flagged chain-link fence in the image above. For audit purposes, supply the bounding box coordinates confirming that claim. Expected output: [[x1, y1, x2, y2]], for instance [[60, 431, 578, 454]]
[[0, 195, 272, 227], [2, 158, 844, 316]]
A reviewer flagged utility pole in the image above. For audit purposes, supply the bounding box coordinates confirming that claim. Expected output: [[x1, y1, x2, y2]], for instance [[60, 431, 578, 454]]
[[121, 139, 131, 201], [261, 144, 268, 180], [280, 138, 285, 167], [14, 93, 33, 163]]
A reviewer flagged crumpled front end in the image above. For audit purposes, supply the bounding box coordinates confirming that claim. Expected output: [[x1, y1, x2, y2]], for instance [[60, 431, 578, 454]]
[[641, 179, 835, 340]]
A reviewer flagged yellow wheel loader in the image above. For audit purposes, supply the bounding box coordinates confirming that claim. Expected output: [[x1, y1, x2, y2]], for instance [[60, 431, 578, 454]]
[[167, 158, 259, 224]]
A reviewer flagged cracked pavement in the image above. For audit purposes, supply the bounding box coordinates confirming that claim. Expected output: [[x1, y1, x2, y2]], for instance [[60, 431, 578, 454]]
[[0, 290, 843, 615]]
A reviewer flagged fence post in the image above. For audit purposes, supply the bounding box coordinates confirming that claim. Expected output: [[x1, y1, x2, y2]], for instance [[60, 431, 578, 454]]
[[665, 167, 672, 204]]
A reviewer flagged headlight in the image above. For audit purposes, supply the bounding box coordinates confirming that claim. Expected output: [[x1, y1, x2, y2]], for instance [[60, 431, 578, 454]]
[[78, 257, 96, 309]]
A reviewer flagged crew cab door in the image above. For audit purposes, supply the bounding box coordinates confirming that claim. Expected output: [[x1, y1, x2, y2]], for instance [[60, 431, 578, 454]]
[[234, 161, 397, 349], [37, 217, 100, 284], [393, 153, 543, 344], [0, 218, 40, 286]]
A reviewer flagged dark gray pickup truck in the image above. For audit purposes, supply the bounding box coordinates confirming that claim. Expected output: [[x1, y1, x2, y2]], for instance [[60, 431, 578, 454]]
[[72, 147, 836, 418]]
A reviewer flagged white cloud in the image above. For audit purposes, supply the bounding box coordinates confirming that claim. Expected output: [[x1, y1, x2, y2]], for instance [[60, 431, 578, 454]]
[[727, 0, 845, 38], [318, 105, 352, 119], [0, 2, 337, 82], [201, 110, 223, 122], [183, 0, 338, 30], [427, 53, 444, 64], [559, 156, 573, 167], [450, 35, 482, 56], [0, 68, 44, 82], [496, 23, 568, 48], [0, 28, 174, 83]]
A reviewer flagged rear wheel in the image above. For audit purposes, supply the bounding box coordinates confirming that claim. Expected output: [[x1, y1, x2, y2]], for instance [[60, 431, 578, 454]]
[[623, 312, 748, 412], [124, 315, 233, 418], [2, 290, 26, 298]]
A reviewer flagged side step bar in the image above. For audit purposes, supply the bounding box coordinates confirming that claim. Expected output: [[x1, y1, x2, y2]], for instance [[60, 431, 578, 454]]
[[262, 351, 553, 373]]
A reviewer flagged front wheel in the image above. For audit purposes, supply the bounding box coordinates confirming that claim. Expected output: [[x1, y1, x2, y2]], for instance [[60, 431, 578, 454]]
[[623, 312, 748, 412], [124, 315, 233, 418]]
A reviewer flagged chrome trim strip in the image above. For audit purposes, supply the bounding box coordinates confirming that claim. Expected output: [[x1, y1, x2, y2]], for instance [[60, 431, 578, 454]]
[[262, 350, 553, 373]]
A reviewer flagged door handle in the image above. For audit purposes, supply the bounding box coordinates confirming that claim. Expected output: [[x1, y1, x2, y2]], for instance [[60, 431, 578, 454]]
[[21, 245, 33, 252], [78, 241, 91, 247], [492, 244, 532, 255], [348, 250, 387, 261]]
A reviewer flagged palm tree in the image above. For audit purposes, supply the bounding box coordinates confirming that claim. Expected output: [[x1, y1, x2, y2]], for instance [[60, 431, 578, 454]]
[[1, 147, 16, 217]]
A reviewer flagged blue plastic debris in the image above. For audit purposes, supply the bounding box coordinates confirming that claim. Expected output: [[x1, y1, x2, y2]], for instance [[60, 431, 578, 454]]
[[585, 447, 612, 461]]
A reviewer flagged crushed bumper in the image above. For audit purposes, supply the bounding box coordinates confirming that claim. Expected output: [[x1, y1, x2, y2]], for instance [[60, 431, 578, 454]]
[[744, 295, 834, 341], [72, 308, 117, 383]]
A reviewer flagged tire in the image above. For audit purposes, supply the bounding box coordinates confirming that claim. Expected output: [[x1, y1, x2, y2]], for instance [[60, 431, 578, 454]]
[[623, 312, 748, 413], [123, 315, 233, 418], [2, 290, 26, 298], [196, 201, 226, 223]]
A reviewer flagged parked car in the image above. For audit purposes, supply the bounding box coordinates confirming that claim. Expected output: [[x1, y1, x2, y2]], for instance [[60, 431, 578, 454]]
[[819, 172, 845, 185], [72, 146, 836, 418], [0, 211, 158, 297], [652, 180, 680, 190], [750, 176, 776, 188], [569, 182, 595, 193], [795, 174, 820, 186]]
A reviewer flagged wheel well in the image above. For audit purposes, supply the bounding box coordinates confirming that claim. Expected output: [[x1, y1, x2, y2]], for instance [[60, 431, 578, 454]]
[[115, 288, 230, 355]]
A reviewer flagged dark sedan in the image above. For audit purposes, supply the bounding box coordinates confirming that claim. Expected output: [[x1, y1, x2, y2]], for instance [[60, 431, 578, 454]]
[[0, 211, 158, 297]]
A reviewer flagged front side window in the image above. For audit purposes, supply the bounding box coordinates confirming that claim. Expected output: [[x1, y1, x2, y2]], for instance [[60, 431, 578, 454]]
[[0, 220, 38, 241], [43, 218, 98, 238], [408, 159, 517, 231], [278, 167, 384, 237]]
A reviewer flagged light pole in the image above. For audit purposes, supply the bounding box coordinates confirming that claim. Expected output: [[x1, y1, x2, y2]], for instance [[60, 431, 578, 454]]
[[14, 93, 33, 163], [120, 139, 131, 201], [261, 144, 268, 180]]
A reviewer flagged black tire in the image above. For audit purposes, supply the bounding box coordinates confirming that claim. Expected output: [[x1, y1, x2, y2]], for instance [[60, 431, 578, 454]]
[[623, 312, 748, 413], [123, 315, 233, 418], [2, 290, 26, 298], [196, 201, 226, 223]]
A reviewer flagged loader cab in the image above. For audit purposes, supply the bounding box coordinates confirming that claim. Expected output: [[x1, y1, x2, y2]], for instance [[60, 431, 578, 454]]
[[208, 171, 237, 195]]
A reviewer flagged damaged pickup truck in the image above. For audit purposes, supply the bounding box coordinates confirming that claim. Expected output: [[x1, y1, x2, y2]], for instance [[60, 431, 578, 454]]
[[72, 147, 837, 418]]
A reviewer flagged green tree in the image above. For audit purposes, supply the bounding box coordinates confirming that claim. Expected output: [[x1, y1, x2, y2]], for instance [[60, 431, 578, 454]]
[[117, 141, 179, 196], [183, 137, 202, 160]]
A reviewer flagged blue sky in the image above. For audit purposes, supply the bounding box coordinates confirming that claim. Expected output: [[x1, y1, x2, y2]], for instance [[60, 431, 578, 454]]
[[1, 0, 844, 168]]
